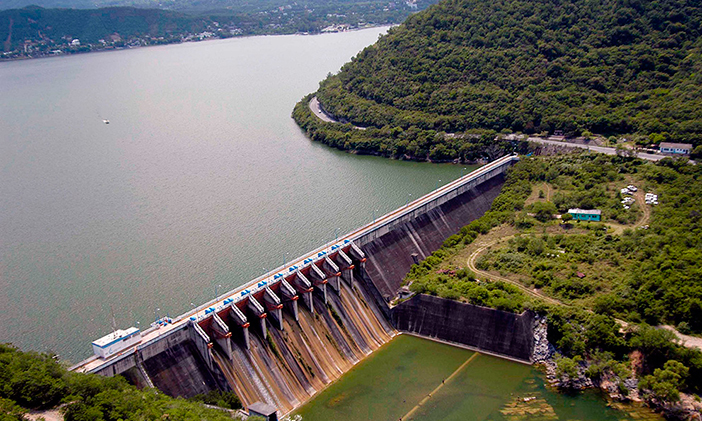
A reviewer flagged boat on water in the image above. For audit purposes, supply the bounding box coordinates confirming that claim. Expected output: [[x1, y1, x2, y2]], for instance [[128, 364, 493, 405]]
[[103, 119, 110, 124]]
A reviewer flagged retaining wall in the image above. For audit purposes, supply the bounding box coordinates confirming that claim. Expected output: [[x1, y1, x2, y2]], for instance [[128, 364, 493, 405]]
[[391, 294, 535, 362]]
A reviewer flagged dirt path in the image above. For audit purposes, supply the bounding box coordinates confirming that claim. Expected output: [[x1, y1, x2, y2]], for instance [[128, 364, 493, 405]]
[[633, 190, 651, 229], [661, 326, 702, 350], [465, 236, 564, 307], [462, 220, 702, 351], [27, 408, 63, 421]]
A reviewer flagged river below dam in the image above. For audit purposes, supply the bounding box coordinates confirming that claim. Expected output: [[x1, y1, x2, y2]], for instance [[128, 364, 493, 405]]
[[296, 335, 662, 421]]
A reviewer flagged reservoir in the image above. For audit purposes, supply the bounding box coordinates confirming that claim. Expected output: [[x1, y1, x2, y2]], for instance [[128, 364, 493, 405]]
[[0, 27, 469, 362]]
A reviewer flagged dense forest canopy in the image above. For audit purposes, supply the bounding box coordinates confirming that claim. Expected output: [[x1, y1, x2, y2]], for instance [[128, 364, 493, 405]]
[[312, 0, 702, 143], [0, 343, 243, 420]]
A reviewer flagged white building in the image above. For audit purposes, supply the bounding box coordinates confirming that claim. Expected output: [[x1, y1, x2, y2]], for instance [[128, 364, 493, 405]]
[[71, 39, 81, 46], [92, 327, 141, 359]]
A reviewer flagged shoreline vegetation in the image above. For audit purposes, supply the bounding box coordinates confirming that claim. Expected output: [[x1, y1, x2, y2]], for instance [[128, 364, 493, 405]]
[[399, 151, 702, 419]]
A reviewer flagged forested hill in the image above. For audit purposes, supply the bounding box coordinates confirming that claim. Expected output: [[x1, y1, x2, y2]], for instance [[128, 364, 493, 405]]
[[308, 0, 702, 146], [0, 6, 218, 51]]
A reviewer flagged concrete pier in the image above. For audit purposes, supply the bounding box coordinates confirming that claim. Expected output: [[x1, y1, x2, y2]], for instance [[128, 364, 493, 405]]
[[263, 288, 284, 331], [333, 250, 355, 285], [209, 313, 233, 360], [278, 280, 299, 321], [289, 271, 314, 313], [321, 257, 341, 292], [246, 296, 268, 340], [228, 303, 251, 350]]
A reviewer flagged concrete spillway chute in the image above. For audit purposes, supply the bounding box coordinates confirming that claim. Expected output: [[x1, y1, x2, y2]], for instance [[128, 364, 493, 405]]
[[279, 279, 299, 321], [227, 303, 251, 350], [211, 312, 233, 360], [246, 296, 268, 340], [263, 288, 284, 331], [289, 271, 314, 313]]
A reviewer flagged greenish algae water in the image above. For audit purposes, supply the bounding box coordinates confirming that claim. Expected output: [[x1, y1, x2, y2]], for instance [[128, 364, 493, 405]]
[[295, 335, 663, 421], [294, 335, 474, 421]]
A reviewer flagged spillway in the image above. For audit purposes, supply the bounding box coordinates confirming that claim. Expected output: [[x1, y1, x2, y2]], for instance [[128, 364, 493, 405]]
[[209, 275, 394, 413]]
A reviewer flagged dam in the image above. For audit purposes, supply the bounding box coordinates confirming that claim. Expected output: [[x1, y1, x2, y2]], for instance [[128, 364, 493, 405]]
[[70, 155, 527, 414]]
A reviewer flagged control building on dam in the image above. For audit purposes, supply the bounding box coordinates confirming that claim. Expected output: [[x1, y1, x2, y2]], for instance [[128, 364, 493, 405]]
[[70, 154, 536, 415]]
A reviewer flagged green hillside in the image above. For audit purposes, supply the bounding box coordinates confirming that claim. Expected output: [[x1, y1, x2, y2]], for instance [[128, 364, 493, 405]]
[[295, 0, 702, 161], [0, 343, 242, 421], [0, 6, 216, 51]]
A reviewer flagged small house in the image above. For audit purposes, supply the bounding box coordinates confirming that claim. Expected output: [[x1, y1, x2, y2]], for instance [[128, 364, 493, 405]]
[[567, 208, 601, 222], [659, 142, 692, 155], [249, 402, 278, 421]]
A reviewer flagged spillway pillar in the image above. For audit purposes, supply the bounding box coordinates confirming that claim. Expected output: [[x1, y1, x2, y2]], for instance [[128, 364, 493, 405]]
[[263, 288, 284, 331], [189, 320, 216, 374], [322, 257, 341, 293], [279, 279, 299, 321], [228, 303, 250, 350], [309, 262, 328, 303], [290, 271, 314, 313], [334, 249, 355, 285], [211, 312, 233, 360], [348, 242, 367, 271], [246, 296, 268, 341]]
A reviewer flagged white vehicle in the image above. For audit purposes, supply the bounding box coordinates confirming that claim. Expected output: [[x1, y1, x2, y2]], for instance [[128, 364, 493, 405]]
[[627, 185, 638, 192]]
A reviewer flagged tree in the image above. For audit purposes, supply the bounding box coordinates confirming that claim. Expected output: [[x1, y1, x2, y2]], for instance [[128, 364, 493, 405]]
[[531, 201, 557, 222], [555, 355, 583, 388], [639, 360, 690, 403], [561, 213, 573, 225]]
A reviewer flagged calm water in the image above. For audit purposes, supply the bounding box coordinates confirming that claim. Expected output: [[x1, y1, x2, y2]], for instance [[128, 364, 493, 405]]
[[296, 335, 662, 421], [0, 28, 471, 361]]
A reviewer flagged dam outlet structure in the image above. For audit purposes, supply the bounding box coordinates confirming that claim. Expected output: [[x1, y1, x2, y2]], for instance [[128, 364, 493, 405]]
[[71, 155, 531, 415]]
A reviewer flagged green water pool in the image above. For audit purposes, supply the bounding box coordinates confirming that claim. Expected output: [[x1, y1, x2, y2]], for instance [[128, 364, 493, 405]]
[[294, 335, 661, 421]]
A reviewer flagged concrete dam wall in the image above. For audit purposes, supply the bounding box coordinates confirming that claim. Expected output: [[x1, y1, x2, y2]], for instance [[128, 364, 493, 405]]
[[73, 155, 532, 414], [359, 173, 506, 300], [391, 295, 535, 362]]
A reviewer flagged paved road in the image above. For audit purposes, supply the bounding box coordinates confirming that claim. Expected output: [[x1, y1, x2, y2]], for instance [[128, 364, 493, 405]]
[[309, 96, 365, 129], [309, 96, 336, 123], [306, 101, 687, 164], [527, 137, 667, 162]]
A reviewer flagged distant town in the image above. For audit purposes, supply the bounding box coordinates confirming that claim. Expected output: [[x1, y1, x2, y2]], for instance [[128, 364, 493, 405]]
[[0, 0, 424, 61]]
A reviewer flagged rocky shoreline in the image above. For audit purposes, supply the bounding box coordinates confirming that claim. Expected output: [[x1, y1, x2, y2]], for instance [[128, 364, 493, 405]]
[[532, 315, 702, 420]]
